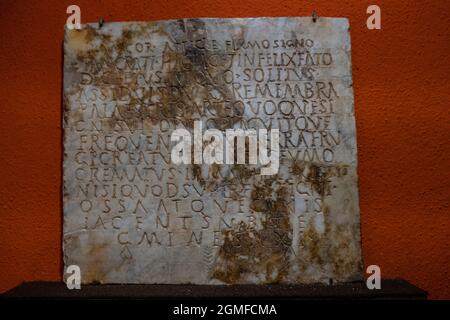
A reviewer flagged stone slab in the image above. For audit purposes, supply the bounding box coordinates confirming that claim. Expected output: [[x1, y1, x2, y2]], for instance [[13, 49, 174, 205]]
[[63, 17, 362, 284]]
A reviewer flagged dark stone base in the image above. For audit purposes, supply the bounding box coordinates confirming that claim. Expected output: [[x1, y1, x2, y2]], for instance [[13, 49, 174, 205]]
[[2, 279, 427, 300]]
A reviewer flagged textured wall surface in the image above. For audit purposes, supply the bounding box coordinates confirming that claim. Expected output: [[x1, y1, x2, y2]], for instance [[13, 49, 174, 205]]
[[0, 0, 448, 298]]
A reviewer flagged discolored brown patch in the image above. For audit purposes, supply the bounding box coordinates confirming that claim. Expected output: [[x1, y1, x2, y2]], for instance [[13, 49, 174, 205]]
[[295, 203, 363, 283], [115, 29, 133, 53], [212, 180, 293, 283]]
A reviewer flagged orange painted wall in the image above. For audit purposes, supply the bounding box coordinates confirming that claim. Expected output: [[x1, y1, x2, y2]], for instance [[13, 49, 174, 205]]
[[0, 0, 448, 299]]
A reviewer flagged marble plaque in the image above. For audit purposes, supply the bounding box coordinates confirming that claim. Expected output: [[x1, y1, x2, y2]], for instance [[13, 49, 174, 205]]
[[63, 17, 363, 284]]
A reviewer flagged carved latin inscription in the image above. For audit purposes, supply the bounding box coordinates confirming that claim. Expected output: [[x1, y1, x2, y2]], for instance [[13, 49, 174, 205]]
[[63, 17, 362, 284]]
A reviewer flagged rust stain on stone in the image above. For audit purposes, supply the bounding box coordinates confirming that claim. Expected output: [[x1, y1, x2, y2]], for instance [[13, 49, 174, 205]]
[[212, 180, 293, 284]]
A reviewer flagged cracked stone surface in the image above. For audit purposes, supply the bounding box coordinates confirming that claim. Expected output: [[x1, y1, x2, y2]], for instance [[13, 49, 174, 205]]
[[63, 17, 363, 284]]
